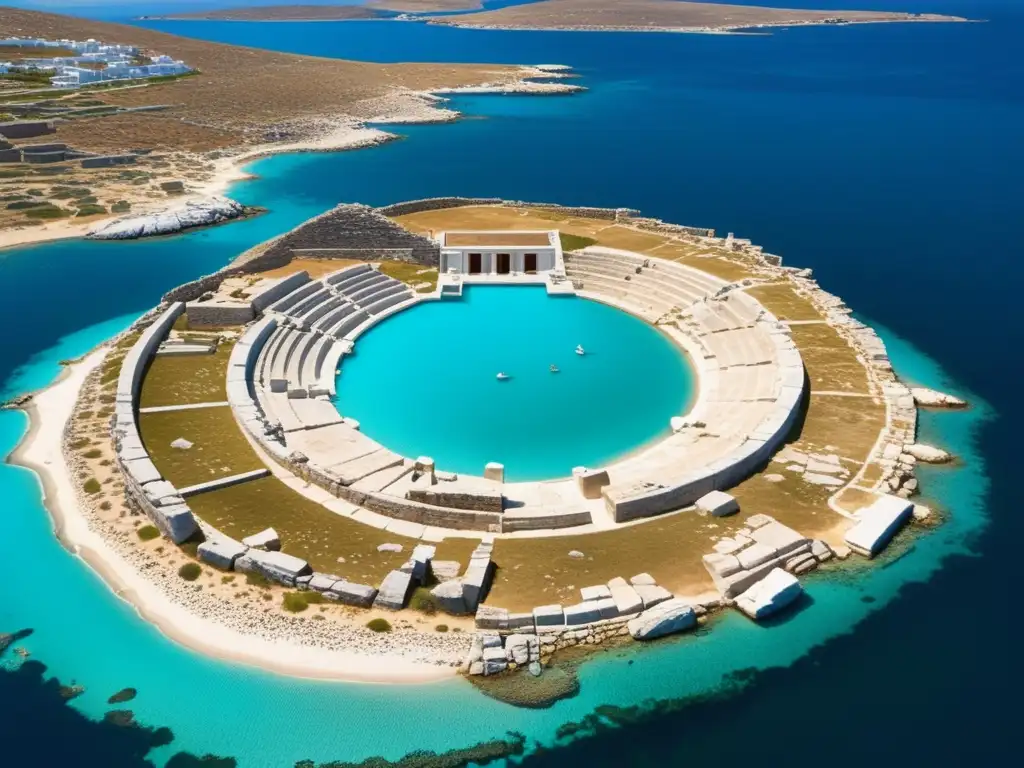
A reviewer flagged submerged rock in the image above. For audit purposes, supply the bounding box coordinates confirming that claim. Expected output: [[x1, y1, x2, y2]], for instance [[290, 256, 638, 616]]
[[469, 663, 579, 709], [87, 196, 249, 240], [107, 687, 138, 704]]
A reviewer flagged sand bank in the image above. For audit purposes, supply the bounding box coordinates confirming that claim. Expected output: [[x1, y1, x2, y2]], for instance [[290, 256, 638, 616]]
[[9, 349, 463, 684]]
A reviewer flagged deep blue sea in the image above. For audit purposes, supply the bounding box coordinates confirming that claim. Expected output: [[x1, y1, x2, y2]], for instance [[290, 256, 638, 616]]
[[0, 1, 1020, 765]]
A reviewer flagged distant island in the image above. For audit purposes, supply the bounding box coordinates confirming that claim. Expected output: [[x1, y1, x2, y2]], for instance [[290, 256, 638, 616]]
[[425, 0, 967, 33], [144, 0, 484, 20]]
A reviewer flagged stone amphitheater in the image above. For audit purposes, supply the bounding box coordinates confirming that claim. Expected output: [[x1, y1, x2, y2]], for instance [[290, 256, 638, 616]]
[[99, 198, 949, 676]]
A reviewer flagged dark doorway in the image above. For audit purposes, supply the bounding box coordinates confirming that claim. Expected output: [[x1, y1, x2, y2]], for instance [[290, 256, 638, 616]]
[[469, 253, 482, 274], [524, 253, 538, 273], [496, 253, 511, 274]]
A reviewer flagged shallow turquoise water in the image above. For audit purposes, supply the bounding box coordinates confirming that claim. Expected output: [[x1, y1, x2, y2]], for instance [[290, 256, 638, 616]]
[[335, 286, 693, 481]]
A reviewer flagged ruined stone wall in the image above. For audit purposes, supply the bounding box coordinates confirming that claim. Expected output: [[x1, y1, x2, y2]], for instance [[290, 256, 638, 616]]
[[623, 215, 715, 239], [162, 270, 242, 304], [185, 302, 255, 326], [375, 197, 502, 217], [291, 248, 413, 262], [256, 204, 440, 266]]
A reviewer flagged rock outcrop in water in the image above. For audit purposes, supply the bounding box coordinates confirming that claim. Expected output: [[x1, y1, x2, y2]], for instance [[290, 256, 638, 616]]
[[87, 197, 249, 240]]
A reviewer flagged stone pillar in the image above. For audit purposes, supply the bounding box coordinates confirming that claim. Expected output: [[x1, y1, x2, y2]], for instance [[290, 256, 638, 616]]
[[484, 462, 504, 483], [416, 456, 436, 484], [572, 466, 610, 500]]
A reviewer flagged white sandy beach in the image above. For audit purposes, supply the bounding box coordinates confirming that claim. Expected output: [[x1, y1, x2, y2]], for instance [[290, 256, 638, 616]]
[[10, 348, 467, 684]]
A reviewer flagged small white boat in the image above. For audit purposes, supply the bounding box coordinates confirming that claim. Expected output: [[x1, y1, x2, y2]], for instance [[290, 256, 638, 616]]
[[550, 364, 559, 373], [575, 345, 586, 356], [497, 372, 510, 381]]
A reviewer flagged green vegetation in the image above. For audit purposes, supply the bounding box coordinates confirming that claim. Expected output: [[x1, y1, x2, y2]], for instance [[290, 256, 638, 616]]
[[24, 204, 70, 219], [82, 448, 102, 459], [409, 588, 439, 616], [138, 339, 231, 407], [558, 233, 598, 252], [245, 571, 270, 587], [187, 476, 476, 578], [377, 260, 439, 293], [435, 624, 449, 633], [6, 200, 45, 210], [83, 478, 101, 495], [178, 562, 202, 581], [366, 618, 392, 633], [111, 200, 131, 213], [75, 204, 107, 217], [137, 525, 161, 542], [0, 169, 27, 179], [139, 405, 265, 487], [282, 591, 326, 613]]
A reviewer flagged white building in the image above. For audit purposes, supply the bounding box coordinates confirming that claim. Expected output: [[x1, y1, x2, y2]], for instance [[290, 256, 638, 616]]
[[437, 230, 562, 276]]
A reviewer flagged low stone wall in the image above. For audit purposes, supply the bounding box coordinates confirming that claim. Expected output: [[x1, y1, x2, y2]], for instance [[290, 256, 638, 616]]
[[375, 197, 502, 217], [81, 154, 137, 169], [185, 301, 255, 326], [111, 302, 200, 543]]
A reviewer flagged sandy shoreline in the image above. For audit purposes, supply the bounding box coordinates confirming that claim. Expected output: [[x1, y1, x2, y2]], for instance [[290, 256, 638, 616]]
[[7, 348, 462, 684]]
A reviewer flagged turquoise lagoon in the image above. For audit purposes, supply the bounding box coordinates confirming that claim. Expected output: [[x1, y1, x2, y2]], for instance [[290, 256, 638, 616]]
[[336, 286, 693, 481], [0, 1, 1018, 765]]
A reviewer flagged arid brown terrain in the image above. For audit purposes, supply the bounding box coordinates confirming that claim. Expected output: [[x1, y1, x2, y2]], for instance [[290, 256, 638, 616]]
[[427, 0, 965, 31], [0, 7, 523, 154]]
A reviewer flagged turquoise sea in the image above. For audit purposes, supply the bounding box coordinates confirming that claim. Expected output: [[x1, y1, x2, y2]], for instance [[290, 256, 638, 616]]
[[336, 286, 693, 481], [0, 1, 1020, 765]]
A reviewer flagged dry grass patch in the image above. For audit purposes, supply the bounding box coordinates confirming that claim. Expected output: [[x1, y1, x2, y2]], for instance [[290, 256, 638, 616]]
[[674, 254, 756, 282], [729, 468, 843, 543], [392, 205, 609, 241], [489, 512, 727, 611], [138, 340, 232, 408], [795, 396, 885, 461], [139, 406, 264, 487], [834, 487, 881, 514], [593, 226, 670, 253], [790, 323, 872, 393], [257, 258, 363, 281], [186, 476, 478, 578], [376, 260, 438, 292], [746, 283, 821, 321]]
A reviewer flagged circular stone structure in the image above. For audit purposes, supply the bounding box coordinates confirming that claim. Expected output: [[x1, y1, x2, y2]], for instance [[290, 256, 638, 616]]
[[335, 285, 694, 482]]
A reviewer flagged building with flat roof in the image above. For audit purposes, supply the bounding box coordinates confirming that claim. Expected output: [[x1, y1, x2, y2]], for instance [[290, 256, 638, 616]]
[[436, 230, 560, 276]]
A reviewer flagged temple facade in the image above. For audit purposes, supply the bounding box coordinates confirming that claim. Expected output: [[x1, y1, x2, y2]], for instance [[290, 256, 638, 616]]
[[436, 230, 561, 276]]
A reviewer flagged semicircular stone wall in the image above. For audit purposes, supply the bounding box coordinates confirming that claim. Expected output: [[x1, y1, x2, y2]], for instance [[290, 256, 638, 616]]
[[224, 249, 804, 535]]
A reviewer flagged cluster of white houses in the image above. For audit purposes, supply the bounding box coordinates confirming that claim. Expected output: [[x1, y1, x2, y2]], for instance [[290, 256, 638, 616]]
[[0, 36, 190, 88]]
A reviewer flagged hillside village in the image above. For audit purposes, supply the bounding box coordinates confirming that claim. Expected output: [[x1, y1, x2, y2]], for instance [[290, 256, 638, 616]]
[[0, 35, 191, 88]]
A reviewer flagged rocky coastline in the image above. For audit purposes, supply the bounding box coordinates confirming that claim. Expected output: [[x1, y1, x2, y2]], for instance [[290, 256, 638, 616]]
[[86, 196, 261, 240]]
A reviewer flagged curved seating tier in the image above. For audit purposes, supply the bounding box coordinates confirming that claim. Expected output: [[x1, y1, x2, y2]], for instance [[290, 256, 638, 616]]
[[226, 250, 804, 535], [564, 248, 806, 523], [256, 263, 416, 397]]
